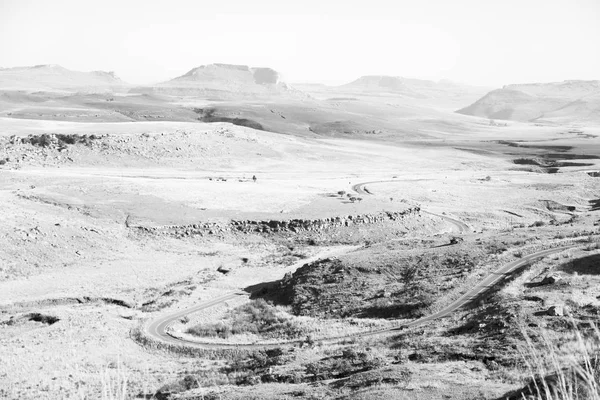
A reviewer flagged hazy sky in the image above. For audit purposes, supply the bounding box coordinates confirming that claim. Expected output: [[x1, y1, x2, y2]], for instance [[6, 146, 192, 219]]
[[1, 0, 599, 86]]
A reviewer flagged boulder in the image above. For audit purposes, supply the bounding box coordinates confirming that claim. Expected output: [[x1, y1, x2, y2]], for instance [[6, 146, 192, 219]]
[[546, 305, 564, 316], [540, 275, 561, 285], [217, 265, 231, 274]]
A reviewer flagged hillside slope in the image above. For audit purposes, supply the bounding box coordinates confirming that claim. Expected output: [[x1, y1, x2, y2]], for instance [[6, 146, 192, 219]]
[[457, 80, 600, 122]]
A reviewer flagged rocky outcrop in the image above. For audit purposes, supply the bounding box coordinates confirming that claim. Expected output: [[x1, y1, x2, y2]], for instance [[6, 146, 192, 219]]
[[140, 208, 421, 237]]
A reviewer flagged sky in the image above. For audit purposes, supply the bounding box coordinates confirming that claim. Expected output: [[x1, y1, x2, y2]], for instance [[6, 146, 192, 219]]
[[1, 0, 599, 87]]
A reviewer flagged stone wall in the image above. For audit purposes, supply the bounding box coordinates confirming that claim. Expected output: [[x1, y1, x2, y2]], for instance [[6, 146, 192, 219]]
[[138, 207, 421, 237]]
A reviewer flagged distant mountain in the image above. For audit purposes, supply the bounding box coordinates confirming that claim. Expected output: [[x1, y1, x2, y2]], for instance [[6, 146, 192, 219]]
[[0, 64, 126, 91], [457, 80, 600, 122], [343, 75, 415, 93], [334, 75, 489, 110], [139, 63, 307, 99]]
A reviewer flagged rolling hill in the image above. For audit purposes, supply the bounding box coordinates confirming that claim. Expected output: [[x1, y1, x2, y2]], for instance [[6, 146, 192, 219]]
[[296, 75, 489, 111], [457, 80, 600, 122]]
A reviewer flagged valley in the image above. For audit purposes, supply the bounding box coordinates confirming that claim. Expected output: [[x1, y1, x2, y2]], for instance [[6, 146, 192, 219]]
[[0, 63, 599, 400]]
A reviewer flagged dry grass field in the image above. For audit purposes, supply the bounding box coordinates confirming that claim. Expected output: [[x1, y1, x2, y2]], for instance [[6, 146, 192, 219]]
[[0, 64, 599, 400]]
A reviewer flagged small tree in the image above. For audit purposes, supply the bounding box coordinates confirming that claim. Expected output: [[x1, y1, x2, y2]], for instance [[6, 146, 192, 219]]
[[349, 197, 357, 203], [356, 197, 363, 202], [337, 190, 346, 197]]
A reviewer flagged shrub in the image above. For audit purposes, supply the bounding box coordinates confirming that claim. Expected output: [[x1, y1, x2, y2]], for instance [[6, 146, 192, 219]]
[[187, 299, 303, 339], [304, 347, 386, 381]]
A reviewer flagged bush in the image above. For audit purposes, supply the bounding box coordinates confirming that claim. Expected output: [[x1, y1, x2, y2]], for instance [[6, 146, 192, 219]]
[[187, 299, 303, 339], [304, 347, 387, 381], [20, 133, 98, 148], [22, 134, 53, 147]]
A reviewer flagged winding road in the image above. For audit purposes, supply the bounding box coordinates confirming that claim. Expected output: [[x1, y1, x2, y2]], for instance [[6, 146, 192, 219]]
[[144, 245, 575, 349], [142, 178, 577, 350]]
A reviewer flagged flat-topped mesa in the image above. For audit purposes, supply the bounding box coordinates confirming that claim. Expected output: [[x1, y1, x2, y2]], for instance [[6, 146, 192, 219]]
[[0, 64, 126, 91], [169, 63, 281, 86], [145, 63, 303, 99]]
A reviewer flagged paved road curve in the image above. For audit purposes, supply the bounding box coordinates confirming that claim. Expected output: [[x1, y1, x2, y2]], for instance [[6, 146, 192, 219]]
[[144, 246, 574, 349]]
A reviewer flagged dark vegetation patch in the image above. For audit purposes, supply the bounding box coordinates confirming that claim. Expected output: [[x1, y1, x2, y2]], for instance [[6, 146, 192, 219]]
[[255, 245, 485, 320], [155, 347, 390, 397], [559, 253, 600, 275], [389, 303, 525, 368], [308, 120, 380, 136], [304, 348, 387, 382], [26, 313, 60, 325], [449, 301, 521, 338], [513, 158, 595, 173], [393, 330, 516, 368], [186, 299, 303, 339], [497, 140, 573, 152], [154, 348, 293, 397], [543, 153, 600, 160], [20, 133, 99, 148], [1, 312, 60, 326], [539, 200, 576, 213], [329, 367, 412, 390], [193, 108, 266, 131], [496, 140, 599, 173]]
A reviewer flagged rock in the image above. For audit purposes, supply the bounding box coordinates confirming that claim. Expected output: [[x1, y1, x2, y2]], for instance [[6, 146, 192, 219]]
[[540, 275, 561, 285], [217, 265, 231, 274], [449, 236, 464, 245], [546, 305, 564, 316]]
